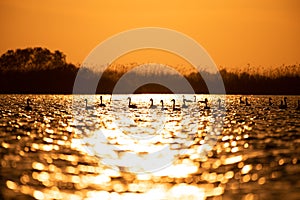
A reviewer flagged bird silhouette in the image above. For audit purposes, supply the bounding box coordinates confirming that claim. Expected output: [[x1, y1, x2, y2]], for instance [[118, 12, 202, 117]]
[[182, 99, 188, 108], [198, 98, 207, 104], [269, 97, 273, 106], [203, 98, 210, 110], [128, 97, 138, 109], [25, 98, 32, 111], [99, 96, 106, 107], [279, 97, 287, 109], [217, 98, 225, 110], [199, 98, 210, 109], [171, 99, 181, 111], [149, 98, 157, 109], [85, 99, 94, 110], [264, 97, 273, 110], [183, 95, 193, 103], [240, 97, 245, 104], [160, 100, 168, 111]]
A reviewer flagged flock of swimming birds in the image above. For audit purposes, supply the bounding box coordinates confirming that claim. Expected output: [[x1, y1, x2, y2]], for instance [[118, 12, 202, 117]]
[[24, 95, 300, 111]]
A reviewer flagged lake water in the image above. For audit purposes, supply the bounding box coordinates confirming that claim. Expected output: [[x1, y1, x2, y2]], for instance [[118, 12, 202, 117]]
[[1, 94, 300, 200]]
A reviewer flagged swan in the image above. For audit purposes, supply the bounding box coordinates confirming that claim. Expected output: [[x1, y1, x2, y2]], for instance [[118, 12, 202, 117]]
[[99, 96, 106, 107], [217, 98, 225, 110], [171, 99, 181, 111], [128, 97, 137, 109], [296, 100, 300, 110], [278, 100, 286, 109], [198, 98, 207, 104], [269, 97, 273, 106], [183, 95, 193, 103], [25, 98, 32, 111], [160, 100, 168, 111], [245, 98, 251, 106], [198, 98, 210, 109], [182, 99, 188, 108], [239, 97, 245, 104], [279, 97, 287, 109], [203, 98, 210, 109], [85, 99, 94, 110], [149, 98, 157, 109], [263, 97, 272, 110], [279, 100, 283, 109]]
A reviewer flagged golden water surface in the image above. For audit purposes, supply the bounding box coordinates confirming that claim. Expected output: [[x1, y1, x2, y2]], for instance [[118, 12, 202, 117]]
[[0, 94, 300, 200]]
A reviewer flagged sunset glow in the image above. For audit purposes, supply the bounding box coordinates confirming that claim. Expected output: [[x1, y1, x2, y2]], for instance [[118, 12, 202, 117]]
[[0, 0, 299, 69]]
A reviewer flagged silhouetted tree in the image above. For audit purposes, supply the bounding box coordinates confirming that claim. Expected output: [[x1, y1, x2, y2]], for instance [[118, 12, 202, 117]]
[[0, 47, 78, 93]]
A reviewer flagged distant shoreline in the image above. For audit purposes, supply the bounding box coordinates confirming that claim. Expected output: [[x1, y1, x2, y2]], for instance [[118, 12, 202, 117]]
[[1, 48, 300, 95]]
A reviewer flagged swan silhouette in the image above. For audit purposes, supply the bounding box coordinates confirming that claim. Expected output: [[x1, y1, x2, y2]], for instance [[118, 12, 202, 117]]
[[269, 97, 273, 106], [149, 98, 157, 109], [279, 97, 287, 109], [199, 98, 210, 109], [85, 99, 94, 110], [264, 97, 273, 110], [203, 98, 210, 109], [182, 99, 188, 108], [240, 97, 245, 104], [128, 97, 137, 109], [171, 99, 181, 111], [245, 98, 251, 106], [198, 98, 207, 104], [217, 98, 225, 110], [279, 100, 283, 108], [183, 95, 193, 103], [99, 96, 106, 107], [25, 98, 32, 111], [296, 100, 300, 110], [160, 100, 168, 111]]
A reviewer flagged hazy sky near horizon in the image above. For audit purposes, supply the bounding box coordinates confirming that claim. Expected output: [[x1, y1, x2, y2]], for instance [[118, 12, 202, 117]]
[[0, 0, 299, 69]]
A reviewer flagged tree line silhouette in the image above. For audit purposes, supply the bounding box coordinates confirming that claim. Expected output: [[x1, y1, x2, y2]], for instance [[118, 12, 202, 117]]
[[0, 47, 299, 94]]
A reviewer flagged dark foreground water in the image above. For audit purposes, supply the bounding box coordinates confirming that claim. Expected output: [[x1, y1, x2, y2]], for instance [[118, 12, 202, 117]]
[[0, 94, 300, 200]]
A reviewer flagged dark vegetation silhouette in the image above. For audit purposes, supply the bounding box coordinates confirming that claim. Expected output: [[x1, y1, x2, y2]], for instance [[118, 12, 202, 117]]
[[0, 48, 77, 93], [0, 47, 299, 94]]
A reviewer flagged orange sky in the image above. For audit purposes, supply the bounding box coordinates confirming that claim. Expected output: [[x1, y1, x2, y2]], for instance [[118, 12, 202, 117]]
[[0, 0, 299, 70]]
